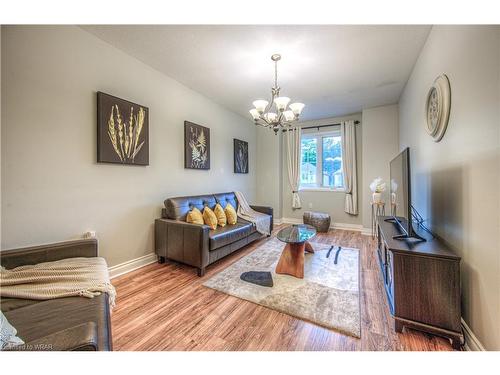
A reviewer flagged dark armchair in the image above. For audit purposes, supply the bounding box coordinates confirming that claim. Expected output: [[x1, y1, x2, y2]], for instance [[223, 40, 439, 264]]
[[1, 239, 113, 351]]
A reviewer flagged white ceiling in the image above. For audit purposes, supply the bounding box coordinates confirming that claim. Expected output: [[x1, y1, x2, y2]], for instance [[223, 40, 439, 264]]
[[81, 25, 431, 121]]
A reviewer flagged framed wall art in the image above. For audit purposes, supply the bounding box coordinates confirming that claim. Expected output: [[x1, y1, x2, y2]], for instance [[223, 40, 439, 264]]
[[234, 138, 249, 174], [97, 92, 149, 165], [184, 121, 210, 170]]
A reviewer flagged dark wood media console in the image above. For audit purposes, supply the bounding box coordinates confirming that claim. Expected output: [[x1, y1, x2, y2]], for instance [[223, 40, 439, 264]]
[[377, 216, 464, 349]]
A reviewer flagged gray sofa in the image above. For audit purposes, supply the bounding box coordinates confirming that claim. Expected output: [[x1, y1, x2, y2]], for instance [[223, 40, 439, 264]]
[[155, 192, 273, 276]]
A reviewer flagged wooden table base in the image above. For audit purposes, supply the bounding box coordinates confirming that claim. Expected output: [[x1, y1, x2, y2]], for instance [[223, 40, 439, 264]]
[[275, 241, 314, 279]]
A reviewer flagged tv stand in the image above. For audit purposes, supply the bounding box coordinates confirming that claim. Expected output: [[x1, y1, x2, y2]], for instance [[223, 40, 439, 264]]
[[377, 216, 464, 349], [384, 217, 426, 241]]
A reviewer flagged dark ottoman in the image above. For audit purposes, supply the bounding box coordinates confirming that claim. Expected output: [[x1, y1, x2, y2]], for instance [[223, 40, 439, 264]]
[[303, 211, 331, 233]]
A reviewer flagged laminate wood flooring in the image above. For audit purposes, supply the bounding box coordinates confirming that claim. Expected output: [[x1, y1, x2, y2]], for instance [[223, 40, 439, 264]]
[[111, 226, 454, 351]]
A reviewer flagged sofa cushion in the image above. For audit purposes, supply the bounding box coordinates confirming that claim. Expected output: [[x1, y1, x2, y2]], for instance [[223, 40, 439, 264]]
[[164, 194, 217, 221], [186, 207, 204, 225], [202, 206, 218, 230], [164, 192, 240, 221], [224, 203, 238, 225], [209, 219, 254, 251], [214, 192, 239, 210], [214, 203, 227, 227]]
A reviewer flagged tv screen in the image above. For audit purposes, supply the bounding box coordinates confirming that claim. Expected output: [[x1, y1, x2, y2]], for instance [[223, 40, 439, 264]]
[[389, 147, 411, 236]]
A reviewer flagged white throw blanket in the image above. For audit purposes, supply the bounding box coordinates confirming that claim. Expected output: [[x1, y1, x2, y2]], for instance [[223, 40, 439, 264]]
[[235, 191, 271, 236], [0, 257, 116, 308]]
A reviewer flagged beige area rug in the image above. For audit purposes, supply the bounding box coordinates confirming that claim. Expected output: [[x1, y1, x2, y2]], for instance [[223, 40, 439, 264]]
[[203, 237, 361, 338]]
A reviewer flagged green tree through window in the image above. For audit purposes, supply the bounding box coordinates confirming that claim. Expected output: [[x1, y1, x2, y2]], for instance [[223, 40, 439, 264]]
[[300, 131, 344, 189], [301, 138, 317, 184]]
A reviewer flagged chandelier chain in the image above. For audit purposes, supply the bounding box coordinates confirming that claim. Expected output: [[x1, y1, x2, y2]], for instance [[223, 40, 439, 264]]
[[274, 59, 278, 89]]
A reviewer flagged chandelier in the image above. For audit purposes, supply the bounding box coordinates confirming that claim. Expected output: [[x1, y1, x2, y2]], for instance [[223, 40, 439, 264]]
[[249, 54, 305, 133]]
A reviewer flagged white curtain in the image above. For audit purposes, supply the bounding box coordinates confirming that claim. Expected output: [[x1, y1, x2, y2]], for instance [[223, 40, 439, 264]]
[[286, 127, 302, 209], [341, 120, 358, 215]]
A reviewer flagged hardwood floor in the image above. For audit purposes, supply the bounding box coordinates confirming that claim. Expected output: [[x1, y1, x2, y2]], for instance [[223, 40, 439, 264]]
[[111, 226, 454, 351]]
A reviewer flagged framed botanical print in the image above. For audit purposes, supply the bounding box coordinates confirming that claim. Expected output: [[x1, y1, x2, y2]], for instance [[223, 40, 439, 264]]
[[97, 92, 149, 165], [184, 121, 210, 170], [234, 138, 249, 174]]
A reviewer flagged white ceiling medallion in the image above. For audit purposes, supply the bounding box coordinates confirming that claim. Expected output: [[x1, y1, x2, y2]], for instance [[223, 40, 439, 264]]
[[425, 74, 451, 142]]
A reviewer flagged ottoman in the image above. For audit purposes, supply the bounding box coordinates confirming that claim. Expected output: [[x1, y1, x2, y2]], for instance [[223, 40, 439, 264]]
[[303, 211, 331, 233]]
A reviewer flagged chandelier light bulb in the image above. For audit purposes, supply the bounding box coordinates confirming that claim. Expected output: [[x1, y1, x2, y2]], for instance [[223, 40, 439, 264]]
[[252, 100, 269, 114], [249, 109, 260, 120], [289, 102, 305, 115], [265, 112, 278, 123], [274, 97, 290, 112], [283, 110, 295, 122]]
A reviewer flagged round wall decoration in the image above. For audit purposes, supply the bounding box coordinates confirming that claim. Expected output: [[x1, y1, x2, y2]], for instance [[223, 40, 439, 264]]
[[425, 74, 451, 142]]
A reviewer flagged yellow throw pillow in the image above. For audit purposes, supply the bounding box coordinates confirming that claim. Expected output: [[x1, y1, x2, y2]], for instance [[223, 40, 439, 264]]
[[225, 203, 237, 225], [186, 207, 204, 225], [203, 206, 218, 230], [214, 203, 227, 227]]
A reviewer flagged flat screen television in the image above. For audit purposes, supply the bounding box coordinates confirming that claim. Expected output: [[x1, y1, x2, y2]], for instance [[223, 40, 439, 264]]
[[388, 147, 425, 241]]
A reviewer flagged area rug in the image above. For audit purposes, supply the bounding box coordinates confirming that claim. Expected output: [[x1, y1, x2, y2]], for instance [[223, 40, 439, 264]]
[[203, 237, 361, 338]]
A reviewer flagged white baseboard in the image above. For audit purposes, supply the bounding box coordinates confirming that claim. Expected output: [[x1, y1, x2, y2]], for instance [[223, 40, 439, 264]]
[[273, 218, 284, 225], [331, 222, 364, 232], [108, 253, 157, 279], [361, 227, 372, 236], [461, 318, 486, 351], [280, 217, 366, 233], [280, 217, 303, 225]]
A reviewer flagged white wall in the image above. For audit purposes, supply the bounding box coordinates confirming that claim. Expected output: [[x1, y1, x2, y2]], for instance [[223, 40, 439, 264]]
[[399, 26, 500, 350], [1, 26, 257, 267], [255, 127, 282, 220], [280, 113, 363, 226], [361, 105, 399, 230]]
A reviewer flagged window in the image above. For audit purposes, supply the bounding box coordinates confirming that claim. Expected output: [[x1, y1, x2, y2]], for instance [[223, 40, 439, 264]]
[[300, 130, 344, 190]]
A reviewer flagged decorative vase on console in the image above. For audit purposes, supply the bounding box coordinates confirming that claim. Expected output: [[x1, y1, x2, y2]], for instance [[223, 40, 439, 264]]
[[372, 192, 382, 203], [369, 177, 386, 204]]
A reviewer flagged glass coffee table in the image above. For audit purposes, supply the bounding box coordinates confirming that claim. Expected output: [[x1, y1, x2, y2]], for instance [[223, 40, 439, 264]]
[[275, 224, 317, 279]]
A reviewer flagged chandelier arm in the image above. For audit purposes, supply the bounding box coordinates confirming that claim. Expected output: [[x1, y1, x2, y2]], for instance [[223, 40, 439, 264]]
[[274, 112, 281, 126], [263, 91, 275, 115], [256, 117, 270, 127]]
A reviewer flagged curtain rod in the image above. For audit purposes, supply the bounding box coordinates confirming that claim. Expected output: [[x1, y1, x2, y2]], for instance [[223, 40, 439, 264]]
[[301, 120, 360, 130], [282, 120, 360, 132]]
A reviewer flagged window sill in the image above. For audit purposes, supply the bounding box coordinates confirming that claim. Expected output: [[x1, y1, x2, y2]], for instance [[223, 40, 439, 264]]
[[299, 187, 345, 193]]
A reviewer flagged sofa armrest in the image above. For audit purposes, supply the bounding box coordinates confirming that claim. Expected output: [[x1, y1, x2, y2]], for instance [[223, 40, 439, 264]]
[[250, 205, 274, 232], [0, 239, 98, 269], [155, 219, 210, 270], [7, 322, 99, 351], [250, 205, 273, 216]]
